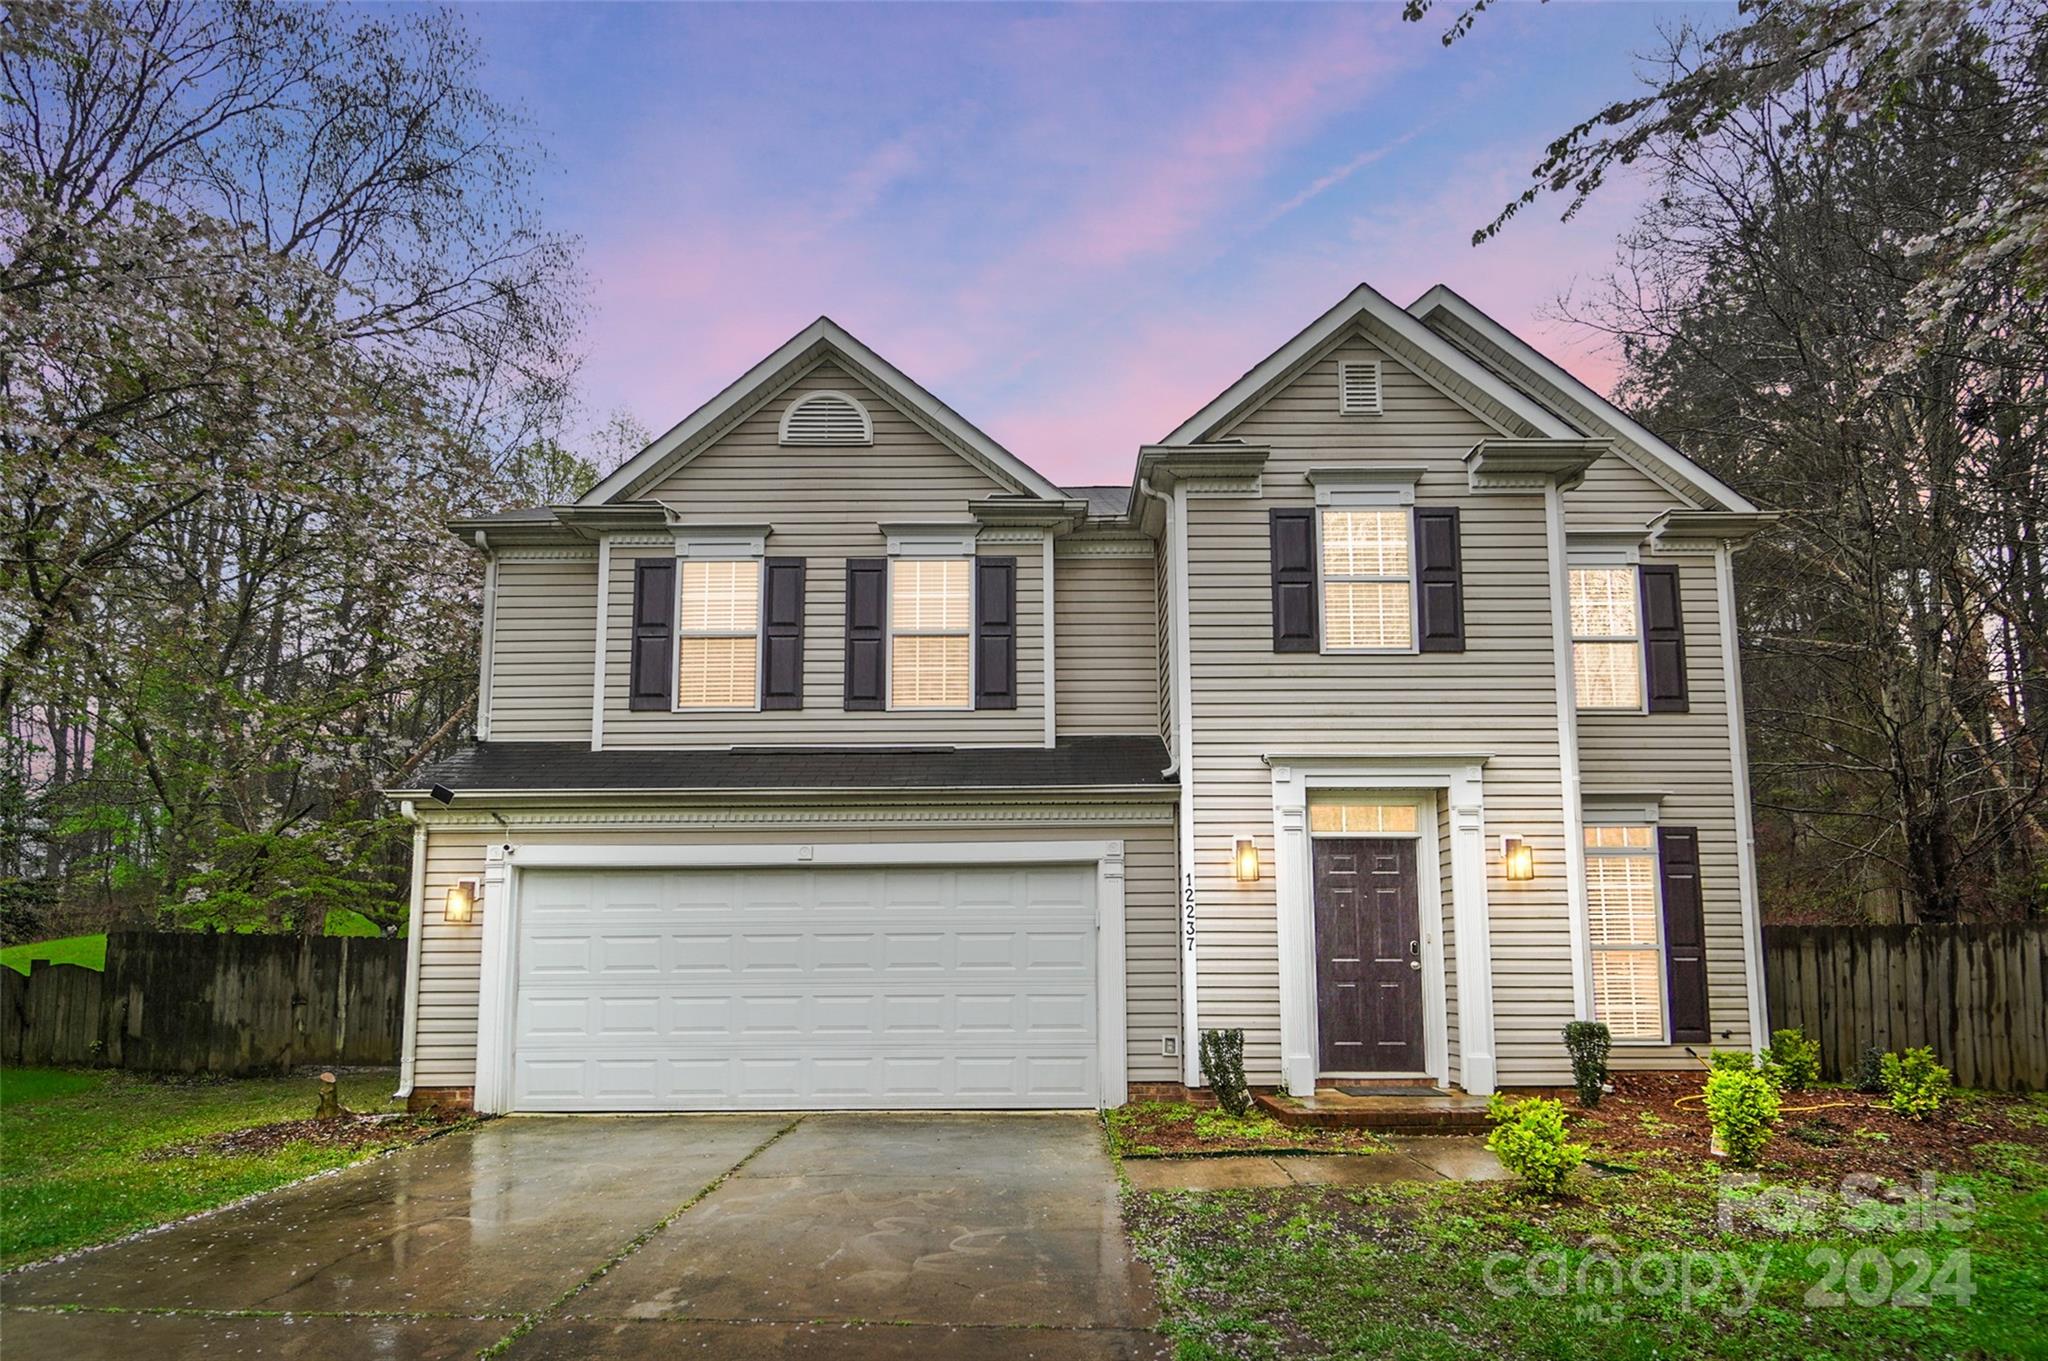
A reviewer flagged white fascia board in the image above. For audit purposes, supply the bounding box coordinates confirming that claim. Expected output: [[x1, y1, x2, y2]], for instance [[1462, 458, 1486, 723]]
[[1159, 282, 1577, 447], [581, 318, 1065, 507], [1409, 285, 1758, 514]]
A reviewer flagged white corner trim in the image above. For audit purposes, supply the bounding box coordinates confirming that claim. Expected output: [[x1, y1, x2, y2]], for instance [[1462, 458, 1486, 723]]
[[1170, 481, 1200, 1085], [1043, 533, 1056, 749], [1269, 757, 1491, 1096], [882, 521, 979, 557], [470, 839, 1131, 1114], [476, 552, 498, 741], [1716, 544, 1770, 1050], [590, 534, 610, 751], [394, 810, 426, 1100], [1546, 483, 1594, 1024]]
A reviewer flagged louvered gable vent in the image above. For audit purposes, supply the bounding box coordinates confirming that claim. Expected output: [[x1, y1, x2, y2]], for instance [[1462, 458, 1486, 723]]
[[779, 391, 874, 446], [1338, 360, 1383, 416]]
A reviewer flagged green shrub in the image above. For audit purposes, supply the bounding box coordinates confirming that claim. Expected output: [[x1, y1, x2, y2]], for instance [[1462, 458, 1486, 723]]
[[1766, 1028, 1821, 1091], [1704, 1063, 1782, 1168], [1563, 1021, 1612, 1107], [1485, 1094, 1587, 1195], [1853, 1045, 1889, 1094], [1199, 1028, 1251, 1117], [1708, 1047, 1765, 1075], [1880, 1047, 1952, 1120]]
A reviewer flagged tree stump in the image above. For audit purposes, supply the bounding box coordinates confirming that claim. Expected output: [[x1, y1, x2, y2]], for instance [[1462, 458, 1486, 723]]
[[314, 1071, 343, 1120]]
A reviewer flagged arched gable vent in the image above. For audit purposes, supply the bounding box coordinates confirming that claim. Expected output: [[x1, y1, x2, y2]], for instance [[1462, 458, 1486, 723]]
[[779, 391, 874, 446]]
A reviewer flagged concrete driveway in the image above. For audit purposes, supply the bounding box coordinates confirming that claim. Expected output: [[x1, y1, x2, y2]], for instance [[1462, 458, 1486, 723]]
[[0, 1112, 1163, 1359]]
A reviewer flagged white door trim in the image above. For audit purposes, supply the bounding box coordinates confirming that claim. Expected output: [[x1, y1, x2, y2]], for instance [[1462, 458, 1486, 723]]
[[471, 838, 1129, 1114], [1269, 757, 1495, 1095]]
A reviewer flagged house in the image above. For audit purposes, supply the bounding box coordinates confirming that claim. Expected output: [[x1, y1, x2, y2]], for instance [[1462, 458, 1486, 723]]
[[387, 282, 1774, 1114]]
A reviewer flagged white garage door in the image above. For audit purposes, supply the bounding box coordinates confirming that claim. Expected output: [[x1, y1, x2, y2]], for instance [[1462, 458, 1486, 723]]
[[510, 863, 1099, 1110]]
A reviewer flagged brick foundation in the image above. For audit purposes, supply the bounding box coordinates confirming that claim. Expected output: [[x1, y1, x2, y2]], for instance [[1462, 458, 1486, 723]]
[[407, 1086, 475, 1115]]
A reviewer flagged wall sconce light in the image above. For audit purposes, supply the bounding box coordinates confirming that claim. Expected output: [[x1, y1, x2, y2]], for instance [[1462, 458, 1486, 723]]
[[445, 879, 479, 924], [1233, 836, 1260, 883], [1502, 836, 1535, 882]]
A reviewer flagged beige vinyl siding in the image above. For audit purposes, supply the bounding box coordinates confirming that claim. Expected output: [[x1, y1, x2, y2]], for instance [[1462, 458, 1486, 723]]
[[1196, 335, 1576, 1085], [1054, 553, 1159, 736], [486, 554, 596, 741], [1579, 553, 1755, 1062], [410, 813, 1181, 1088], [602, 362, 1044, 747], [1564, 453, 1690, 533]]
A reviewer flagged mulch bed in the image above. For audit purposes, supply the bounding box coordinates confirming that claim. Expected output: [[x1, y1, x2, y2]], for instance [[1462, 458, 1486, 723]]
[[1573, 1071, 2048, 1181], [144, 1111, 462, 1161], [1109, 1101, 1387, 1157]]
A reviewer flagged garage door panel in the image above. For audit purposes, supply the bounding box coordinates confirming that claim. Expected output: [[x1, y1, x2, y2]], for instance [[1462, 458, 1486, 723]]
[[510, 863, 1099, 1111]]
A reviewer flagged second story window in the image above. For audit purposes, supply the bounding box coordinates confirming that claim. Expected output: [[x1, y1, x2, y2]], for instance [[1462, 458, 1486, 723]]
[[1569, 567, 1643, 711], [677, 559, 761, 708], [889, 558, 971, 708], [1320, 509, 1412, 651]]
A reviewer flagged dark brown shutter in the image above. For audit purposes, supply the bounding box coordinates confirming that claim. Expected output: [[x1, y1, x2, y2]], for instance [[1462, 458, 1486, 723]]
[[974, 556, 1017, 710], [1641, 564, 1689, 712], [628, 557, 675, 711], [1270, 508, 1318, 652], [1658, 825, 1710, 1043], [761, 557, 805, 710], [843, 558, 886, 710], [1414, 507, 1464, 653]]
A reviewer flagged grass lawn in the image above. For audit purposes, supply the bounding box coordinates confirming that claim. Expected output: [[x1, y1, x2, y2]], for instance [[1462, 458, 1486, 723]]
[[1, 910, 384, 976], [1122, 1086, 2048, 1360], [1108, 1101, 1385, 1157], [0, 1066, 452, 1270]]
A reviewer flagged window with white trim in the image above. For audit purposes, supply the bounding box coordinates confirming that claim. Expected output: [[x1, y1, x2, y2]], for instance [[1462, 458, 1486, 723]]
[[1570, 567, 1643, 710], [676, 559, 760, 708], [889, 558, 971, 708], [1308, 801, 1420, 835], [1584, 824, 1664, 1040], [1320, 509, 1412, 651]]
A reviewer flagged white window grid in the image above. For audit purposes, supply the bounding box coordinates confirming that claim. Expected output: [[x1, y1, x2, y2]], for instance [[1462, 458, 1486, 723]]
[[1569, 565, 1646, 712], [888, 557, 972, 710], [674, 558, 762, 710], [1318, 508, 1415, 653], [1582, 823, 1666, 1041]]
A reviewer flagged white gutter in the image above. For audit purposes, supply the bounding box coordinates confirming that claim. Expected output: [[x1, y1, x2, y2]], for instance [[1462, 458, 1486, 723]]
[[393, 801, 428, 1101], [1716, 543, 1770, 1049], [1544, 483, 1593, 1021]]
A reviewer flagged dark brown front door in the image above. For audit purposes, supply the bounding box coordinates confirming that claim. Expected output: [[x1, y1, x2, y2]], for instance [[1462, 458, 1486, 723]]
[[1313, 837, 1425, 1073]]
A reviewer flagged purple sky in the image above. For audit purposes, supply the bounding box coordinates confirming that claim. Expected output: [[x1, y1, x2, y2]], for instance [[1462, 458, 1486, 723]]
[[465, 2, 1722, 487]]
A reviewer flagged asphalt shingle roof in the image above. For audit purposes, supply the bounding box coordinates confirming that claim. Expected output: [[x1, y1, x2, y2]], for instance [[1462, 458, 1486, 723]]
[[394, 735, 1173, 796]]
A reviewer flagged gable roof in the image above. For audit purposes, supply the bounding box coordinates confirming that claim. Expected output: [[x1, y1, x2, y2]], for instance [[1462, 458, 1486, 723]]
[[1407, 285, 1755, 514], [1159, 281, 1582, 447], [581, 317, 1065, 506]]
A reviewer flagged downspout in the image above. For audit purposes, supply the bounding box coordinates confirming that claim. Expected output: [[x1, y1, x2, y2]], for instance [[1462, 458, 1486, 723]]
[[1543, 483, 1593, 1022], [1140, 472, 1200, 1085], [474, 531, 498, 742], [393, 801, 428, 1101], [1042, 531, 1056, 749], [1716, 542, 1769, 1049]]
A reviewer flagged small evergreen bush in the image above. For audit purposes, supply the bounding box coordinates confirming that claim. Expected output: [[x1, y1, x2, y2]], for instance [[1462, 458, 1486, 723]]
[[1853, 1045, 1889, 1094], [1766, 1028, 1821, 1091], [1563, 1021, 1612, 1107], [1880, 1047, 1952, 1120], [1199, 1028, 1251, 1117], [1704, 1063, 1782, 1168], [1485, 1094, 1588, 1195]]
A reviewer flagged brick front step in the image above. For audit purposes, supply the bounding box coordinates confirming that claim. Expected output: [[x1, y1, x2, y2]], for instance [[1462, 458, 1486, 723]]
[[1254, 1089, 1492, 1133]]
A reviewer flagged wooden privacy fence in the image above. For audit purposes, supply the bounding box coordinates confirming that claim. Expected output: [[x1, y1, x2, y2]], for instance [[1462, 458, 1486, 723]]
[[1764, 924, 2048, 1091], [1, 930, 406, 1074]]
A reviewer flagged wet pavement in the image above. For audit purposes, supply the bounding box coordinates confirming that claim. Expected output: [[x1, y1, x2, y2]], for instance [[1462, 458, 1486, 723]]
[[0, 1112, 1165, 1359]]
